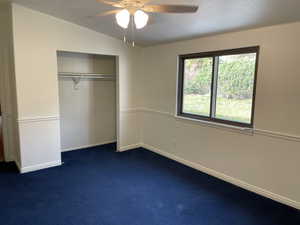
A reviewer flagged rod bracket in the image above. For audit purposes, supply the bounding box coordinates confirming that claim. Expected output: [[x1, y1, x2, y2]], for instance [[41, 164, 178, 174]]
[[72, 77, 81, 90]]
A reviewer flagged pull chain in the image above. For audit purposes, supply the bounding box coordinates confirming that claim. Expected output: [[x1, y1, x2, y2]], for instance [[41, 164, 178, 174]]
[[131, 14, 135, 47], [122, 15, 136, 47]]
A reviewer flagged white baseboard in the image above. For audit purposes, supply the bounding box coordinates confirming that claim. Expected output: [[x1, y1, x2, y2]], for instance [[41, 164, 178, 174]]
[[19, 160, 62, 174], [141, 143, 300, 210], [61, 140, 116, 152], [118, 143, 142, 152]]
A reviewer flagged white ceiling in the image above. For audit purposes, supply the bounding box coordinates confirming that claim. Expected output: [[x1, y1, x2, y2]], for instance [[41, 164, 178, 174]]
[[9, 0, 300, 45]]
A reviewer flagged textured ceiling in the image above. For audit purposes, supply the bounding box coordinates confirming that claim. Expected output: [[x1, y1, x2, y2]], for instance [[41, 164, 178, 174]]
[[9, 0, 300, 45]]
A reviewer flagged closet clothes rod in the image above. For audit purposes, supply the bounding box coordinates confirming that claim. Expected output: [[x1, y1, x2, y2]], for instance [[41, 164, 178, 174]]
[[58, 72, 115, 80]]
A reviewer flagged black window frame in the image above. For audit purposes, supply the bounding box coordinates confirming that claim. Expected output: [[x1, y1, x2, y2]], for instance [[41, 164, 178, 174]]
[[177, 46, 260, 128]]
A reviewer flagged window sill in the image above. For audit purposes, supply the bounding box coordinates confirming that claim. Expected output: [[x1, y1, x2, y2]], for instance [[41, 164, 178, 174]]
[[174, 115, 254, 134]]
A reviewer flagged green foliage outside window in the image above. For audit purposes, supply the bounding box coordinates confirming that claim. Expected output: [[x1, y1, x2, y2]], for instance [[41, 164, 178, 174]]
[[184, 54, 256, 100]]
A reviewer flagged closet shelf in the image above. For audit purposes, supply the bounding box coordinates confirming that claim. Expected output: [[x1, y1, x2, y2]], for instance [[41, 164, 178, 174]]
[[58, 72, 115, 80]]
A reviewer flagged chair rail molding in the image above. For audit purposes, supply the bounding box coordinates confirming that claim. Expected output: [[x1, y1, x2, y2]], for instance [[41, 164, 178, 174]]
[[133, 107, 300, 143], [17, 115, 60, 123]]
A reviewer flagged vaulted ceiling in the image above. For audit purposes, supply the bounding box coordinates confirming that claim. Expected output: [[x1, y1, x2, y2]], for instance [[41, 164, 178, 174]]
[[10, 0, 300, 45]]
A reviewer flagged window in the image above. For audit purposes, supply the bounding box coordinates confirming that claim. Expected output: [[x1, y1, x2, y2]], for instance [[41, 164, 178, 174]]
[[177, 46, 259, 128]]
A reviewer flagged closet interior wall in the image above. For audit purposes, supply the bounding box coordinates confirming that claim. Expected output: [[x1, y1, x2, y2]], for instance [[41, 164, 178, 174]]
[[57, 51, 116, 151]]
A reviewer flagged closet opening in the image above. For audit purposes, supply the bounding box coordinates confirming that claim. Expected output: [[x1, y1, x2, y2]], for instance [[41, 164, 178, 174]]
[[57, 51, 118, 153]]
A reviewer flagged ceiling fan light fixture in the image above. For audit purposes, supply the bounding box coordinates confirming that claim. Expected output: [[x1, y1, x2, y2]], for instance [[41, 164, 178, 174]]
[[134, 10, 149, 29], [115, 9, 130, 29]]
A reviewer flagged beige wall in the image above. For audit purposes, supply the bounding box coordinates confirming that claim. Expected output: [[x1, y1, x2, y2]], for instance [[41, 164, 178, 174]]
[[11, 4, 141, 172], [139, 22, 300, 208]]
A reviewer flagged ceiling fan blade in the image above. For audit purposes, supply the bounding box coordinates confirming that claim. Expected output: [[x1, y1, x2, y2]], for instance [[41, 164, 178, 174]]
[[139, 0, 154, 3], [142, 4, 199, 13], [96, 0, 123, 8], [96, 9, 122, 16]]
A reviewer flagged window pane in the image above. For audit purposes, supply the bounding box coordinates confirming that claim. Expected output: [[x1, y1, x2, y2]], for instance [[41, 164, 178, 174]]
[[215, 53, 257, 124], [182, 57, 213, 117]]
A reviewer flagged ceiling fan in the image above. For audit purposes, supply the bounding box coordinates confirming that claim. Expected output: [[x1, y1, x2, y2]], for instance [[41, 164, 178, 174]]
[[96, 0, 199, 30]]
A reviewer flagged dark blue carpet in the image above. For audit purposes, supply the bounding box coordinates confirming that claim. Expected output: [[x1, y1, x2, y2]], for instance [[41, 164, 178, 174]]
[[0, 143, 299, 225]]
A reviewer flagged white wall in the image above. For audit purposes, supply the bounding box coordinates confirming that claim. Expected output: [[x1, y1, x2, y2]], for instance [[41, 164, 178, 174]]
[[57, 52, 116, 75], [59, 79, 116, 151], [138, 22, 300, 209], [0, 2, 20, 164], [11, 4, 141, 172]]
